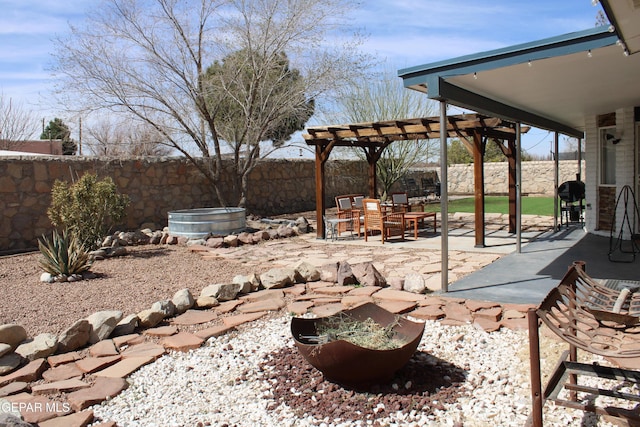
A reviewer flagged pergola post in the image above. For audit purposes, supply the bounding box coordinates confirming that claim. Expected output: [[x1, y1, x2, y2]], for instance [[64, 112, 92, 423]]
[[554, 132, 559, 231], [314, 144, 326, 239], [516, 122, 522, 253], [440, 101, 449, 293], [508, 138, 516, 233], [472, 130, 485, 247]]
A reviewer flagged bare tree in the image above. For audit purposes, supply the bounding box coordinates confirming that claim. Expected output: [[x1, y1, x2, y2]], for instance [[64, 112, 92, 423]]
[[333, 67, 438, 199], [85, 116, 173, 156], [0, 94, 38, 150], [53, 0, 371, 206]]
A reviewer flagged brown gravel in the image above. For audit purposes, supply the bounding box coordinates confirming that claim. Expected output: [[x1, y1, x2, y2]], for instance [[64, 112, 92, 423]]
[[0, 245, 257, 336]]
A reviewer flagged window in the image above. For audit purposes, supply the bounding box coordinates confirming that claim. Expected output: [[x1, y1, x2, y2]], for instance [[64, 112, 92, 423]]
[[600, 127, 616, 185]]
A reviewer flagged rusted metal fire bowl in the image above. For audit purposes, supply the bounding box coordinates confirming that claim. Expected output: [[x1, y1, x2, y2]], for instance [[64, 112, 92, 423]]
[[291, 303, 425, 385]]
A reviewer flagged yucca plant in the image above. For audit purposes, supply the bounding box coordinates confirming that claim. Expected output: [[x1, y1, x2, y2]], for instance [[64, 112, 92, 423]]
[[39, 229, 93, 277]]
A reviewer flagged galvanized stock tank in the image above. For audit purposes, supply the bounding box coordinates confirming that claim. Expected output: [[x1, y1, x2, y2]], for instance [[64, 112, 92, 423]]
[[167, 208, 246, 238]]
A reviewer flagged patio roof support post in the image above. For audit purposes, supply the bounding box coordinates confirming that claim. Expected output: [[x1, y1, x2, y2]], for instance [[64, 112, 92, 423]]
[[472, 130, 485, 247], [439, 100, 449, 293], [507, 138, 517, 233], [554, 132, 559, 231], [366, 148, 377, 198], [314, 143, 332, 239], [516, 122, 522, 253]]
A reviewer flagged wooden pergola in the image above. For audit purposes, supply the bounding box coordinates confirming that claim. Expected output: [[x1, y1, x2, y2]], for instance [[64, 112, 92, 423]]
[[303, 113, 528, 247]]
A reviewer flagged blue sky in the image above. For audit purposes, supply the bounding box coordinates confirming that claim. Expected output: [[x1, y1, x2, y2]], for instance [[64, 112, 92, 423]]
[[0, 0, 603, 156]]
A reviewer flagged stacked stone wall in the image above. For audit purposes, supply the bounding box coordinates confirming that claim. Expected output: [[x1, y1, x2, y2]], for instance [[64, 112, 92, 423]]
[[0, 156, 580, 253]]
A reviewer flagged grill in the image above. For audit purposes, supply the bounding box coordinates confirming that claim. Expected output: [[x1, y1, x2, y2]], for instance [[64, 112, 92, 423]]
[[558, 180, 585, 226]]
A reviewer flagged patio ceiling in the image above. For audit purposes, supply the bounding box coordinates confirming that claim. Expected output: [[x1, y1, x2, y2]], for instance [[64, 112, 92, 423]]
[[398, 26, 640, 138]]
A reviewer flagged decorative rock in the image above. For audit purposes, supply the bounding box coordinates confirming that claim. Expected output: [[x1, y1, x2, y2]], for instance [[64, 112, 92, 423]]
[[89, 340, 119, 357], [111, 334, 143, 349], [171, 289, 194, 314], [232, 274, 259, 294], [0, 413, 32, 427], [161, 332, 204, 352], [403, 273, 428, 294], [0, 359, 47, 387], [40, 272, 54, 283], [320, 262, 339, 283], [57, 319, 91, 353], [474, 307, 503, 322], [42, 363, 83, 382], [294, 261, 321, 282], [0, 381, 29, 398], [0, 397, 22, 419], [351, 262, 387, 288], [150, 300, 176, 318], [67, 377, 128, 411], [86, 311, 123, 344], [205, 237, 224, 248], [0, 344, 10, 358], [0, 325, 27, 350], [37, 410, 94, 427], [144, 326, 178, 337], [223, 235, 239, 247], [136, 309, 164, 328], [260, 268, 296, 289], [3, 393, 71, 424], [94, 356, 154, 378], [0, 354, 22, 376], [15, 333, 58, 361], [294, 216, 310, 233], [336, 262, 358, 286], [200, 283, 242, 302], [194, 295, 219, 309], [110, 314, 139, 337], [251, 230, 270, 243], [75, 355, 121, 374], [171, 310, 217, 326]]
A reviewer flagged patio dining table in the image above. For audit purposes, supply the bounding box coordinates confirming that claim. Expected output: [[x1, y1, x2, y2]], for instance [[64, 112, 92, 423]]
[[403, 211, 436, 239]]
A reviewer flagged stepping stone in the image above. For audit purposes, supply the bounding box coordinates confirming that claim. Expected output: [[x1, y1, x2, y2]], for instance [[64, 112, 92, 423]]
[[500, 317, 529, 331], [347, 286, 381, 297], [214, 300, 244, 314], [188, 244, 210, 253], [120, 342, 165, 360], [194, 325, 235, 340], [502, 309, 526, 319], [287, 301, 313, 315], [161, 332, 204, 352], [373, 288, 425, 302], [341, 295, 373, 308], [112, 333, 144, 349], [473, 318, 502, 333], [89, 339, 119, 357], [75, 355, 121, 374], [311, 303, 344, 317], [47, 352, 81, 368], [67, 377, 128, 411], [42, 363, 83, 382], [282, 284, 306, 297], [144, 325, 178, 337], [38, 410, 94, 427], [239, 289, 285, 302], [307, 297, 341, 305], [313, 286, 355, 295], [465, 300, 500, 312], [443, 302, 473, 323], [473, 307, 502, 322], [377, 300, 417, 314], [94, 356, 155, 378], [236, 299, 285, 313], [502, 303, 536, 313], [439, 319, 468, 327], [222, 312, 267, 328], [0, 381, 29, 397], [171, 310, 218, 325], [32, 378, 90, 395], [409, 306, 445, 321], [0, 358, 47, 387], [4, 392, 72, 424]]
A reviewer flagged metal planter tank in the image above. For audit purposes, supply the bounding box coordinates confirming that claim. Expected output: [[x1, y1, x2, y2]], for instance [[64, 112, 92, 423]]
[[167, 207, 246, 239]]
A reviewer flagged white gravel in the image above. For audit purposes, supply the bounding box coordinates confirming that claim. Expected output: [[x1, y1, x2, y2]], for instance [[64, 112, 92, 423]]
[[90, 315, 631, 427]]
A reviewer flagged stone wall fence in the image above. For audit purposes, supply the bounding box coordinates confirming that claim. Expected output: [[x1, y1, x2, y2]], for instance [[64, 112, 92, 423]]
[[1, 156, 582, 253]]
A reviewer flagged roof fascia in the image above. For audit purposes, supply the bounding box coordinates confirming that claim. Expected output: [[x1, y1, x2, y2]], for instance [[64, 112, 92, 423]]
[[398, 26, 617, 87], [427, 77, 584, 138]]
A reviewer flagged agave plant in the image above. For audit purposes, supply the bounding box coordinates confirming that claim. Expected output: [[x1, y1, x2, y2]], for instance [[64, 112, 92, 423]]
[[38, 229, 93, 278]]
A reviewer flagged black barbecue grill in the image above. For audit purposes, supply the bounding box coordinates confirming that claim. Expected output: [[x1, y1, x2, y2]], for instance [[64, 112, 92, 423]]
[[558, 180, 585, 227]]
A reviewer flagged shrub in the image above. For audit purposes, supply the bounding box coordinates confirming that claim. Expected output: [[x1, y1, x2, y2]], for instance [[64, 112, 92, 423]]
[[47, 173, 130, 250], [39, 229, 93, 277]]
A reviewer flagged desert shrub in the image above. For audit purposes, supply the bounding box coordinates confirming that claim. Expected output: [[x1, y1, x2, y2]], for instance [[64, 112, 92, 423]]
[[47, 173, 130, 250], [39, 229, 93, 277]]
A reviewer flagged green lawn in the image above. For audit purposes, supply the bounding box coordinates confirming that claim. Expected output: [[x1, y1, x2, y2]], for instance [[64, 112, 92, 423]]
[[422, 196, 555, 216]]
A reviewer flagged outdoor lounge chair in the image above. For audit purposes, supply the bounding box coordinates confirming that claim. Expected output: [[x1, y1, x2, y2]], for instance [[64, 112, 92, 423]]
[[362, 198, 405, 244], [528, 261, 640, 426], [335, 195, 361, 237]]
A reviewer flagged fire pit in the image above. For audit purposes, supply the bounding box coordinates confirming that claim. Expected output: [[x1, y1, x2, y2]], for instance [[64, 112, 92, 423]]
[[291, 303, 425, 385]]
